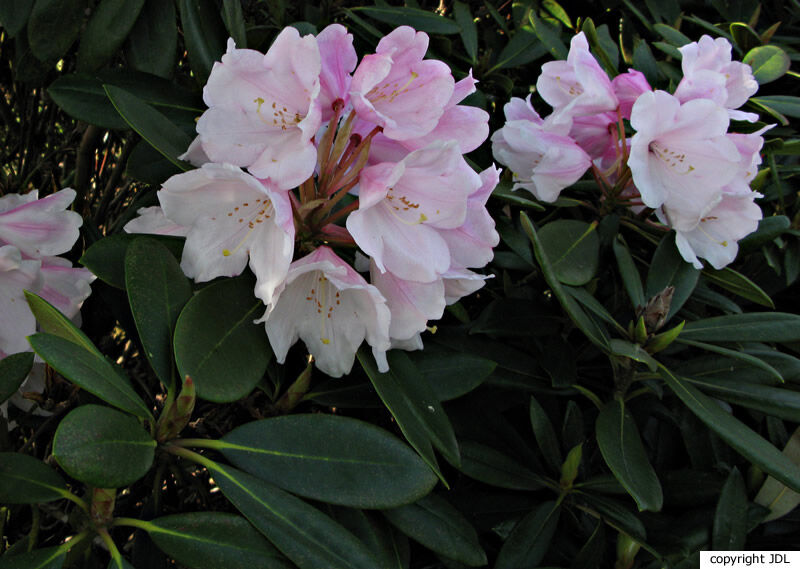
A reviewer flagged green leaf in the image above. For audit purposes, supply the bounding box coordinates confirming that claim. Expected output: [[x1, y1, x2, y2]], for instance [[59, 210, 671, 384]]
[[358, 349, 460, 475], [581, 19, 617, 76], [383, 494, 486, 567], [494, 500, 561, 569], [521, 212, 610, 350], [489, 26, 547, 73], [661, 367, 800, 493], [744, 45, 791, 84], [144, 512, 292, 569], [0, 352, 34, 404], [350, 6, 460, 35], [330, 509, 409, 569], [173, 275, 271, 402], [25, 292, 100, 356], [530, 11, 567, 59], [221, 0, 247, 48], [81, 233, 185, 290], [0, 546, 66, 569], [27, 0, 83, 62], [571, 522, 605, 569], [542, 0, 572, 28], [453, 1, 477, 63], [0, 0, 34, 38], [0, 453, 68, 504], [750, 96, 800, 119], [683, 376, 800, 423], [712, 468, 747, 550], [577, 493, 647, 543], [739, 215, 791, 250], [408, 345, 495, 401], [126, 0, 178, 78], [178, 0, 228, 84], [702, 266, 774, 308], [207, 463, 382, 569], [681, 312, 800, 343], [125, 238, 192, 385], [537, 220, 599, 286], [217, 414, 436, 509], [653, 23, 690, 47], [127, 139, 184, 185], [730, 22, 761, 53], [609, 339, 659, 372], [77, 0, 146, 71], [677, 338, 782, 382], [755, 426, 800, 522], [28, 333, 152, 419], [53, 405, 155, 487], [529, 395, 563, 473], [613, 237, 645, 309], [104, 84, 192, 170], [596, 399, 663, 512], [645, 234, 699, 320], [458, 440, 546, 491]]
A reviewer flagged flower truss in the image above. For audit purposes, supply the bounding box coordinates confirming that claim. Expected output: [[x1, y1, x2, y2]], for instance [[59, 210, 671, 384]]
[[126, 25, 499, 378], [492, 32, 769, 270]]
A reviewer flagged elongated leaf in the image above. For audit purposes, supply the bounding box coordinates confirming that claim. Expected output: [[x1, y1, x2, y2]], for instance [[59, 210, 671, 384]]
[[408, 345, 495, 401], [77, 0, 146, 71], [755, 427, 800, 522], [677, 338, 782, 382], [0, 453, 68, 504], [712, 468, 747, 550], [538, 220, 599, 286], [0, 546, 66, 569], [684, 376, 800, 422], [596, 399, 663, 512], [491, 27, 548, 73], [359, 349, 459, 473], [653, 23, 690, 47], [54, 405, 155, 488], [27, 0, 84, 62], [613, 237, 645, 309], [104, 85, 192, 170], [530, 11, 567, 59], [577, 493, 647, 542], [744, 45, 791, 84], [383, 494, 486, 567], [208, 463, 381, 569], [702, 266, 774, 308], [126, 0, 177, 78], [330, 509, 409, 569], [144, 513, 292, 569], [174, 275, 271, 402], [458, 441, 545, 491], [646, 234, 699, 321], [126, 238, 192, 385], [221, 0, 247, 48], [494, 500, 561, 569], [661, 367, 800, 492], [218, 414, 436, 508], [178, 0, 230, 84], [0, 351, 34, 404], [609, 339, 659, 372], [28, 333, 152, 419], [0, 0, 34, 38], [750, 96, 800, 119], [351, 6, 460, 34], [25, 292, 101, 356], [681, 312, 800, 343], [529, 395, 563, 473], [453, 1, 477, 62]]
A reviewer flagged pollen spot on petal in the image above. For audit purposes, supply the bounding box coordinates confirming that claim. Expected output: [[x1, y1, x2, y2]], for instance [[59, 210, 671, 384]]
[[321, 338, 330, 345], [222, 249, 231, 257]]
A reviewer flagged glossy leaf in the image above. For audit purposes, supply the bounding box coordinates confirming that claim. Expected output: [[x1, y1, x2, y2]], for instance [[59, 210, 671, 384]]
[[330, 509, 409, 569], [653, 23, 690, 47], [221, 0, 247, 49], [744, 45, 791, 84], [27, 0, 84, 62], [178, 0, 230, 84], [755, 427, 800, 522], [125, 238, 192, 385], [173, 276, 271, 402], [702, 266, 774, 308], [77, 0, 146, 71], [408, 345, 495, 402], [351, 6, 461, 35], [0, 453, 68, 504], [609, 339, 659, 372], [453, 1, 477, 62], [0, 546, 66, 569], [53, 405, 156, 488], [739, 215, 791, 250], [645, 234, 699, 321], [529, 395, 562, 473], [683, 376, 800, 423], [681, 312, 800, 343], [207, 463, 382, 569], [494, 500, 561, 569], [458, 441, 546, 491], [218, 414, 437, 509], [750, 96, 800, 119], [613, 237, 645, 309], [383, 494, 486, 567], [596, 399, 663, 512], [537, 220, 599, 286], [144, 513, 292, 569], [127, 139, 184, 185], [530, 11, 567, 59], [28, 333, 152, 419], [126, 0, 178, 78], [25, 292, 101, 356], [677, 338, 782, 382], [0, 351, 34, 404], [712, 468, 747, 550]]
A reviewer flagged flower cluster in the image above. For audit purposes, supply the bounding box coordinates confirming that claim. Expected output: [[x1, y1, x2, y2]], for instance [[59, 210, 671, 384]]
[[492, 33, 767, 270], [126, 25, 498, 377]]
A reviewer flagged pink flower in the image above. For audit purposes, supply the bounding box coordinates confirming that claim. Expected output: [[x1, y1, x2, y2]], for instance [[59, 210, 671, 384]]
[[0, 245, 41, 358], [612, 70, 651, 119], [350, 26, 454, 140], [259, 246, 390, 378], [124, 206, 189, 237], [195, 30, 322, 189], [37, 257, 94, 321], [0, 189, 82, 258], [158, 163, 294, 311], [316, 24, 358, 121]]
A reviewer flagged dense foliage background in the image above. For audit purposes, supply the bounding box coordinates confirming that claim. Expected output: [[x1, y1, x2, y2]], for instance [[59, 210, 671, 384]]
[[2, 0, 800, 568]]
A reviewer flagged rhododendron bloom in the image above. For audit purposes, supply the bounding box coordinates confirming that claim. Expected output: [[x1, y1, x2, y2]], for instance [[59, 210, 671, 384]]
[[628, 90, 741, 229], [536, 32, 618, 121], [0, 246, 40, 358], [316, 24, 358, 122], [124, 206, 189, 237], [37, 257, 94, 321], [611, 69, 651, 119], [0, 189, 82, 258], [195, 30, 322, 189], [158, 163, 294, 310], [260, 246, 390, 378], [350, 26, 454, 140]]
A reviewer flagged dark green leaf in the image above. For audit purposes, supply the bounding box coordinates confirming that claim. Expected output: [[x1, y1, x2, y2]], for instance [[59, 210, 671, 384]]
[[173, 276, 271, 402], [351, 6, 460, 35], [739, 215, 791, 250], [126, 238, 192, 385], [104, 85, 192, 170], [383, 494, 486, 567], [221, 0, 247, 48], [571, 522, 605, 569], [577, 493, 647, 542], [218, 414, 436, 509], [683, 376, 800, 423], [744, 45, 791, 84], [676, 338, 782, 382], [530, 11, 567, 59], [489, 27, 547, 73], [178, 0, 228, 84], [0, 546, 66, 569], [208, 463, 381, 569], [750, 96, 800, 119], [77, 0, 146, 71], [609, 339, 659, 372], [145, 512, 292, 569], [653, 23, 691, 47], [453, 1, 477, 62], [458, 440, 545, 491], [0, 453, 68, 504], [661, 367, 800, 493], [53, 405, 155, 487], [0, 0, 34, 38], [730, 22, 761, 53], [28, 333, 152, 419], [529, 395, 562, 473], [407, 345, 495, 401], [645, 234, 700, 320], [126, 139, 184, 185], [712, 468, 747, 550], [754, 427, 800, 522], [27, 0, 84, 62], [330, 509, 409, 569], [681, 312, 800, 343], [538, 220, 599, 286], [596, 399, 663, 512], [126, 0, 178, 78], [80, 233, 185, 290], [0, 352, 34, 404], [613, 237, 645, 309], [25, 292, 101, 356], [703, 266, 774, 308], [494, 500, 561, 569]]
